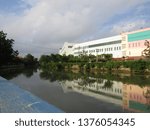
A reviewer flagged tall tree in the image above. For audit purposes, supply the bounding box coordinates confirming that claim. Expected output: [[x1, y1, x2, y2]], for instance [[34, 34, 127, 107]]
[[0, 31, 19, 65]]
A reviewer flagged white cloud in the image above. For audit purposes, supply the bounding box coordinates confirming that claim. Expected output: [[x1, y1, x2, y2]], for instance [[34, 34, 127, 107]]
[[0, 0, 149, 57], [110, 20, 148, 34]]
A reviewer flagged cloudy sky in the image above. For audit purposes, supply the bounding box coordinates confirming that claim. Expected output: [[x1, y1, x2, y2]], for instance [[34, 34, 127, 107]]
[[0, 0, 150, 57]]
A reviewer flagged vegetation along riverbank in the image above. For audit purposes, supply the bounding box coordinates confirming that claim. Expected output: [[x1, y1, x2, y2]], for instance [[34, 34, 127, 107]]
[[39, 54, 150, 74]]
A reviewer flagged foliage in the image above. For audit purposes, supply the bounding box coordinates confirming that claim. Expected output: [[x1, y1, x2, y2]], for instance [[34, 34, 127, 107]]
[[0, 31, 19, 66], [39, 53, 112, 65], [39, 53, 150, 74], [131, 60, 147, 73], [105, 61, 113, 71], [23, 54, 38, 66], [39, 55, 50, 65]]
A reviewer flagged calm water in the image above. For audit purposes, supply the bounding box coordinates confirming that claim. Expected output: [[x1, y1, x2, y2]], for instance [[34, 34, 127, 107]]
[[0, 68, 150, 113]]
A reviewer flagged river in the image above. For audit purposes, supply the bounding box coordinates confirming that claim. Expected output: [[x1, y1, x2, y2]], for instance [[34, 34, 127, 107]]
[[0, 67, 150, 113]]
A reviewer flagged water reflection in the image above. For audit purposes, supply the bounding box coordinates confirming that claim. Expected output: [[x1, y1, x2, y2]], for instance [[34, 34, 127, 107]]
[[1, 67, 150, 112], [123, 84, 150, 112], [60, 78, 122, 106], [39, 69, 150, 112], [0, 67, 37, 79]]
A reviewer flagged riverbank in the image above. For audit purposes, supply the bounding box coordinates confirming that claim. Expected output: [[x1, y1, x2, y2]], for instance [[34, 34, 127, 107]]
[[40, 59, 150, 75]]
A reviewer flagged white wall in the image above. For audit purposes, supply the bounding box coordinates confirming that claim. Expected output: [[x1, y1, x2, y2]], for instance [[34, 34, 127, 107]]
[[73, 35, 122, 58], [59, 42, 74, 56]]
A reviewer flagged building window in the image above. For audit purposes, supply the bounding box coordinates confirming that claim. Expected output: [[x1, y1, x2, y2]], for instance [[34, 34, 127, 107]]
[[122, 36, 126, 41], [89, 40, 121, 48], [68, 46, 73, 48], [122, 44, 126, 49], [129, 51, 131, 55], [138, 42, 140, 46]]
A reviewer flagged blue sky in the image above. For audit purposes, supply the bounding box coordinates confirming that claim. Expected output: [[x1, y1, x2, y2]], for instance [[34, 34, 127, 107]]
[[0, 0, 29, 13], [0, 0, 19, 10], [0, 0, 150, 57]]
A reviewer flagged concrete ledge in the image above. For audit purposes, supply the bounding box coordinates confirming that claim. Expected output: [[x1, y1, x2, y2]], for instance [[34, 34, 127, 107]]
[[0, 76, 63, 113]]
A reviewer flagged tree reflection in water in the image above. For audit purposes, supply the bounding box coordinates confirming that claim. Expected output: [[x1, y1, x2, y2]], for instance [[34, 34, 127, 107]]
[[1, 66, 150, 112]]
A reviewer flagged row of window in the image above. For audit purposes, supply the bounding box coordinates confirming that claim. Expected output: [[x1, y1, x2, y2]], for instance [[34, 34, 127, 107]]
[[74, 46, 88, 50], [87, 85, 122, 94], [89, 40, 121, 48], [74, 46, 121, 55], [73, 40, 121, 50], [74, 51, 82, 54], [130, 94, 143, 101], [128, 42, 143, 48], [89, 46, 121, 53]]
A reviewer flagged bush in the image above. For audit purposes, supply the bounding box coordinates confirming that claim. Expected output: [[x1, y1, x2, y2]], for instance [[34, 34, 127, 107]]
[[105, 62, 113, 71], [132, 60, 147, 73], [113, 61, 122, 70], [56, 63, 65, 70], [84, 63, 90, 70], [95, 62, 104, 69]]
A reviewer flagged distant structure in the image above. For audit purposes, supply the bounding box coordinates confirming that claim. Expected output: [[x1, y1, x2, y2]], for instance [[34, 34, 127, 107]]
[[59, 42, 74, 56], [59, 28, 150, 59]]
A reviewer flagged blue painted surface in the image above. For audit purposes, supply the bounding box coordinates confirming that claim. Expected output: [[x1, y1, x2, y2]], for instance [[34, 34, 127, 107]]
[[0, 77, 63, 113]]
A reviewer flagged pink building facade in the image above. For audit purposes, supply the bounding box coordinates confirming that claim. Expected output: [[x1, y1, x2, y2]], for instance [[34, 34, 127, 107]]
[[121, 28, 150, 59]]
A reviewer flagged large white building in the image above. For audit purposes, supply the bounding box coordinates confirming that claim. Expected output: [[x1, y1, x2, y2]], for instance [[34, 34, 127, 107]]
[[59, 28, 150, 58], [73, 35, 122, 58]]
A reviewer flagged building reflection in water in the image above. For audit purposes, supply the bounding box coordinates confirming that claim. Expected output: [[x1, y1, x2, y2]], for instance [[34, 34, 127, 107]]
[[123, 84, 150, 112], [59, 77, 150, 112]]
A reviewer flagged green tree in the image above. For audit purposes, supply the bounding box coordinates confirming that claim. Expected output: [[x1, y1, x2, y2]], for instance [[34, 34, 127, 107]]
[[0, 31, 19, 66], [39, 55, 50, 64], [24, 54, 37, 66]]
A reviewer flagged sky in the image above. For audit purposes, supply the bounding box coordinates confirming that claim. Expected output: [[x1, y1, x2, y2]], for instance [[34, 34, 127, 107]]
[[0, 0, 150, 57]]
